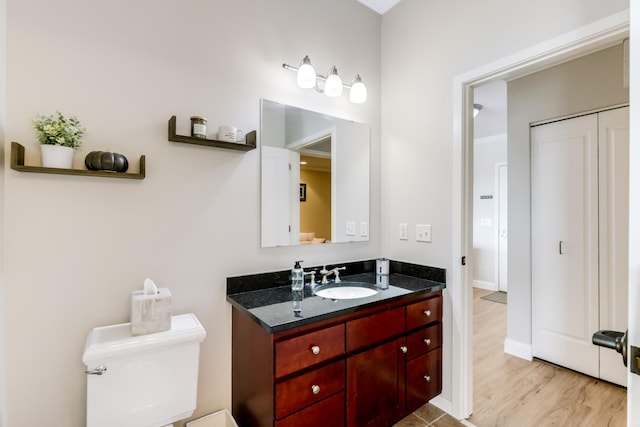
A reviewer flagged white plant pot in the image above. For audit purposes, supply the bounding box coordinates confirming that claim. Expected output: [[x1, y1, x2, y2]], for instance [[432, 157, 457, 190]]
[[41, 145, 74, 168]]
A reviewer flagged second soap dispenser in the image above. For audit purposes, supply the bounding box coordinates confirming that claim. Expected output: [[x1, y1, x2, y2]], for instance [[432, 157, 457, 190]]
[[291, 260, 304, 291]]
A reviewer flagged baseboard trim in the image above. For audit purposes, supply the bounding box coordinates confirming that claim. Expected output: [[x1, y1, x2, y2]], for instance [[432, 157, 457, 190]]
[[430, 396, 476, 426], [504, 338, 533, 361], [429, 395, 452, 414], [473, 280, 497, 291]]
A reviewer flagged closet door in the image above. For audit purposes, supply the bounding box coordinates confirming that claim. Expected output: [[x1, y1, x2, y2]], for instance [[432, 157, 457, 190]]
[[598, 107, 629, 386], [531, 114, 600, 378]]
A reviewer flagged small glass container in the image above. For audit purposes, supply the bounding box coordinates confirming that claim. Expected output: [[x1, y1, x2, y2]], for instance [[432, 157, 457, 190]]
[[190, 116, 207, 139]]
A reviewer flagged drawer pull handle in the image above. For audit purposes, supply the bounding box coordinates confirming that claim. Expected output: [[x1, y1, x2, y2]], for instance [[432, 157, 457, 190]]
[[311, 345, 320, 355], [424, 375, 431, 382], [424, 338, 432, 345], [424, 310, 432, 317], [311, 384, 321, 395], [400, 346, 408, 354]]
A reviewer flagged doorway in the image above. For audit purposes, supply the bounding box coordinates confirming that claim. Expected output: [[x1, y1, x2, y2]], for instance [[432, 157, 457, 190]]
[[450, 12, 630, 420]]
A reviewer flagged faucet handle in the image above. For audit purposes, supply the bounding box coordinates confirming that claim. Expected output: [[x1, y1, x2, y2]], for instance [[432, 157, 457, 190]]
[[334, 270, 342, 283], [319, 265, 329, 275], [304, 270, 316, 285]]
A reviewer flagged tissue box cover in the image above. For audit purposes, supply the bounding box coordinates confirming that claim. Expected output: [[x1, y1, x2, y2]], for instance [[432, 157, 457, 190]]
[[131, 288, 172, 336]]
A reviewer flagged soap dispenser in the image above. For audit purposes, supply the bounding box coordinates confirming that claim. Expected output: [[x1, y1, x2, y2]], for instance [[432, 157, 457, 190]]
[[291, 260, 304, 291]]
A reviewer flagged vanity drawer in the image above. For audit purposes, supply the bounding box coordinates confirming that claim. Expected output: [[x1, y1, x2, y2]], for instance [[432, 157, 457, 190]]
[[276, 323, 345, 378], [406, 296, 442, 330], [346, 307, 405, 352], [275, 360, 345, 419], [405, 347, 442, 414], [405, 323, 442, 360], [276, 391, 345, 427]]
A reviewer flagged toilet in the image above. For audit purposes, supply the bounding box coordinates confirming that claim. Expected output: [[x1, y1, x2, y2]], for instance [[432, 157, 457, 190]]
[[82, 313, 206, 427]]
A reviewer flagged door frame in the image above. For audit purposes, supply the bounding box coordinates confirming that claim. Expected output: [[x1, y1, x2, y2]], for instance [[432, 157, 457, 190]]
[[450, 10, 630, 420]]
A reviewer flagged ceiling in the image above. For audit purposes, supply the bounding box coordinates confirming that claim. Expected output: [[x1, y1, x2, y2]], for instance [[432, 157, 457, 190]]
[[358, 0, 403, 14]]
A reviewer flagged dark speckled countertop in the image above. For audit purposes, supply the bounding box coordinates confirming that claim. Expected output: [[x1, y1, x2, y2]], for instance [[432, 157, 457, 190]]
[[227, 260, 446, 333]]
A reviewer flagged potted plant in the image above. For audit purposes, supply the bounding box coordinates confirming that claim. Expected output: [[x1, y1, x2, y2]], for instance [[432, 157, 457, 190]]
[[32, 111, 86, 168]]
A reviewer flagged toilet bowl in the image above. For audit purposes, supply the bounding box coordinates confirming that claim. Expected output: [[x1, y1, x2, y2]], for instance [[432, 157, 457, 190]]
[[83, 313, 206, 427]]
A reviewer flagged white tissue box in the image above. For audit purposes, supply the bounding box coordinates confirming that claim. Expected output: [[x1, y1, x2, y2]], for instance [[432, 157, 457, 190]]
[[130, 287, 172, 336]]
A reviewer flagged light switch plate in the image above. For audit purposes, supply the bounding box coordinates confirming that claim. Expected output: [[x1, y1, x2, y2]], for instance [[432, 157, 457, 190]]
[[346, 221, 356, 236], [416, 224, 432, 243], [360, 222, 368, 237], [399, 223, 408, 240]]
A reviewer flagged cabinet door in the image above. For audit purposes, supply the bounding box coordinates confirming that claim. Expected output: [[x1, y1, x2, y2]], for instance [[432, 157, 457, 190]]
[[346, 338, 405, 427], [406, 347, 442, 414]]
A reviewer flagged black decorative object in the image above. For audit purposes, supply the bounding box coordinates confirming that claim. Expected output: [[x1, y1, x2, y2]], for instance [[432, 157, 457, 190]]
[[85, 151, 129, 173]]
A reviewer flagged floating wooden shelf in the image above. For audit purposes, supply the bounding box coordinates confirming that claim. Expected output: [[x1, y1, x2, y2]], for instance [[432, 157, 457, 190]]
[[10, 142, 146, 179], [168, 116, 256, 151]]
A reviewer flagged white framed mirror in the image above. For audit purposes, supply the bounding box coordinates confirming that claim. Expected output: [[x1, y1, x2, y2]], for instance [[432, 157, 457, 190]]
[[260, 99, 370, 247]]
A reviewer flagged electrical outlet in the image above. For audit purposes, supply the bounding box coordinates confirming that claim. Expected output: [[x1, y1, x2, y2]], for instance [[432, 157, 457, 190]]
[[399, 223, 408, 240], [346, 221, 356, 236], [360, 222, 368, 237], [416, 224, 432, 243]]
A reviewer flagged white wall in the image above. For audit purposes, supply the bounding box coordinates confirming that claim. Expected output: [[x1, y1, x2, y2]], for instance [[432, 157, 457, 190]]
[[2, 0, 381, 425], [506, 44, 628, 349], [381, 0, 628, 404]]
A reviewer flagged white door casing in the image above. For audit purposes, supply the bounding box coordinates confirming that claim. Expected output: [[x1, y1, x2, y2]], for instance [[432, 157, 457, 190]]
[[451, 10, 630, 420], [531, 114, 600, 379]]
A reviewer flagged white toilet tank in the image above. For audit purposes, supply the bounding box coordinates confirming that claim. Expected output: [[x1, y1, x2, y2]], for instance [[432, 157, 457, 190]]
[[83, 313, 206, 427]]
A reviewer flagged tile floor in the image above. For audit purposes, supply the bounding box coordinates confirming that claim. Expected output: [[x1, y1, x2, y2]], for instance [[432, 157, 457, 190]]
[[394, 403, 466, 427]]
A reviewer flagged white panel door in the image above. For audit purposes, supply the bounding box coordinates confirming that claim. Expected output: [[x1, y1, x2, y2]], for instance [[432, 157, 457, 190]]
[[531, 114, 600, 378], [261, 146, 299, 247], [598, 107, 629, 386]]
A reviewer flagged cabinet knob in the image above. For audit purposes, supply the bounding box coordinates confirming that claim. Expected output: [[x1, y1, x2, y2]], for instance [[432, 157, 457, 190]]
[[400, 346, 408, 354], [311, 384, 321, 395], [424, 375, 431, 382], [311, 345, 320, 355], [424, 338, 432, 346], [424, 309, 432, 317]]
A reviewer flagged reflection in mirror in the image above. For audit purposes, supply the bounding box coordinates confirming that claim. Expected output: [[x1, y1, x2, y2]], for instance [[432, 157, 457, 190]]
[[261, 99, 370, 247]]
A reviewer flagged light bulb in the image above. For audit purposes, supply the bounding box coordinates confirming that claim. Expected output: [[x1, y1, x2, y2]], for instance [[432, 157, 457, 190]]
[[324, 66, 343, 97], [349, 75, 367, 104], [297, 56, 316, 89]]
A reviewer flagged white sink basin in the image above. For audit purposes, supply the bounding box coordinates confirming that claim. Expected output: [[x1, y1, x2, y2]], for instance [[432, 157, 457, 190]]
[[314, 283, 378, 300]]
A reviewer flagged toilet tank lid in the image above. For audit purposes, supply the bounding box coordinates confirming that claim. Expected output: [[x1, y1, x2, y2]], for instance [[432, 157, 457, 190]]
[[82, 313, 206, 365]]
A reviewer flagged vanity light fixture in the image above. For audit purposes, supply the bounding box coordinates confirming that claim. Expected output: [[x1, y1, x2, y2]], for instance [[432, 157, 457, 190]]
[[473, 104, 483, 117], [282, 56, 367, 103]]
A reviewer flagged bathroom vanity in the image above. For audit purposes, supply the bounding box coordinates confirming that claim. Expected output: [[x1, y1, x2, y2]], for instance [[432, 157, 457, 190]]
[[227, 260, 445, 427]]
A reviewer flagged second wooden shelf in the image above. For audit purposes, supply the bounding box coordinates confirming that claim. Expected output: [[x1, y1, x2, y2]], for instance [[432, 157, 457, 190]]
[[168, 116, 256, 151]]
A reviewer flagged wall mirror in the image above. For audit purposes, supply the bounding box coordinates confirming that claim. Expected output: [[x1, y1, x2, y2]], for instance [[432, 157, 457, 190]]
[[261, 99, 370, 247]]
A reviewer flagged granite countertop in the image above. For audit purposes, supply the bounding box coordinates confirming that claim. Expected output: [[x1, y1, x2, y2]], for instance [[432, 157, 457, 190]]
[[227, 260, 446, 333]]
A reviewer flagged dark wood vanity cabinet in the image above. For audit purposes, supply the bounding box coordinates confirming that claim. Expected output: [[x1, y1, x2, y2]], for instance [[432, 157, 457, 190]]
[[231, 290, 443, 427]]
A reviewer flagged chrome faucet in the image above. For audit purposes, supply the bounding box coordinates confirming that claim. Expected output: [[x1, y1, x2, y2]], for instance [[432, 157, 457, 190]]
[[320, 265, 347, 284]]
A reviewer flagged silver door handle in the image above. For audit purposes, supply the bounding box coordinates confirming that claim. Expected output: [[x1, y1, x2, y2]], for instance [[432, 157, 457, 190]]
[[559, 241, 565, 255], [85, 365, 107, 375]]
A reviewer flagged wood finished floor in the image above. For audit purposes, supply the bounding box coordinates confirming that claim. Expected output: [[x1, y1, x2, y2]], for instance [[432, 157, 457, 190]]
[[394, 288, 627, 427]]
